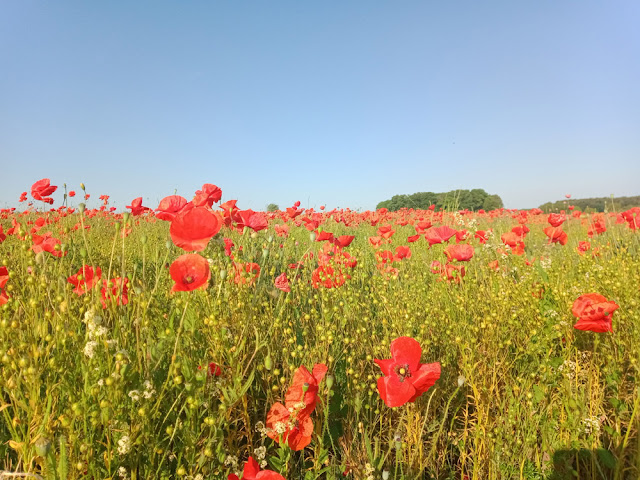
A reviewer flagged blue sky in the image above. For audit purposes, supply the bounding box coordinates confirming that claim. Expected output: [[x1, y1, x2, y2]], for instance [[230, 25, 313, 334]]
[[1, 1, 639, 211]]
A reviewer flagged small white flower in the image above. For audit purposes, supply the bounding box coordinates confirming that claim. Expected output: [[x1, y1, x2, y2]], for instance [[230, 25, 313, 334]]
[[117, 435, 131, 456], [84, 341, 98, 359]]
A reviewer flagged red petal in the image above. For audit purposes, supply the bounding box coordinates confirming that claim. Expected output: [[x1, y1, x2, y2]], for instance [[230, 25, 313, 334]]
[[378, 374, 415, 408], [389, 337, 422, 372]]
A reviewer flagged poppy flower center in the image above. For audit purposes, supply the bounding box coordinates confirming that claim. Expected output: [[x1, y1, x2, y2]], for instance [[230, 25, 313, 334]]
[[395, 364, 411, 381], [183, 275, 194, 284]]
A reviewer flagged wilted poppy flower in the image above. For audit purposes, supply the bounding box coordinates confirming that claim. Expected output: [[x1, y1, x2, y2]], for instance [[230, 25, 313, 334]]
[[444, 244, 474, 262], [68, 266, 102, 295], [100, 277, 129, 308], [227, 456, 285, 480], [170, 207, 222, 251], [169, 254, 211, 292], [375, 337, 440, 408], [572, 293, 619, 333], [274, 272, 290, 292], [193, 183, 222, 208], [0, 266, 9, 305], [31, 178, 57, 204]]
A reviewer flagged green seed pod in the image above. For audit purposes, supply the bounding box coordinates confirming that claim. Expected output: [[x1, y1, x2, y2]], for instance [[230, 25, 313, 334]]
[[35, 437, 52, 457], [78, 203, 86, 214], [264, 354, 273, 371], [325, 374, 334, 390]]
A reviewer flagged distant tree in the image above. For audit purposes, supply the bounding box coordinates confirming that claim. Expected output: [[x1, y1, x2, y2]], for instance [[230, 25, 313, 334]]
[[266, 203, 279, 212], [377, 189, 503, 212], [538, 195, 640, 213]]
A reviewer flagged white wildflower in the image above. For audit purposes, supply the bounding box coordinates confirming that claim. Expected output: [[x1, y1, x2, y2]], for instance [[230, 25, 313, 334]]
[[84, 341, 98, 359], [253, 446, 266, 460], [117, 435, 131, 455]]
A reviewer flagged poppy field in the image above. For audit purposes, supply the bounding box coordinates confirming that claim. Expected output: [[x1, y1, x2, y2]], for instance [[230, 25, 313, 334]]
[[1, 180, 639, 480]]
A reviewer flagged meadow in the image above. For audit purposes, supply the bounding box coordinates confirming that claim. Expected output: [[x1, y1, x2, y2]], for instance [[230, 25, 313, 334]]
[[1, 180, 639, 480]]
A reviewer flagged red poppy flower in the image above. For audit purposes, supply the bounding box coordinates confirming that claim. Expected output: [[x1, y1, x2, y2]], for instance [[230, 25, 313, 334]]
[[170, 207, 222, 251], [407, 234, 420, 243], [237, 209, 268, 232], [572, 293, 619, 333], [233, 262, 261, 285], [368, 236, 383, 248], [67, 266, 102, 295], [169, 254, 210, 292], [274, 224, 290, 237], [311, 264, 346, 289], [377, 224, 395, 239], [100, 277, 129, 308], [333, 235, 355, 248], [31, 233, 66, 257], [543, 226, 568, 245], [266, 364, 327, 451], [19, 192, 28, 202], [474, 230, 490, 244], [444, 244, 474, 262], [374, 337, 440, 408], [0, 266, 9, 305], [315, 231, 334, 242], [156, 195, 192, 221], [274, 273, 291, 292], [31, 178, 57, 204], [394, 245, 412, 261], [208, 362, 222, 377], [621, 207, 640, 230], [577, 241, 591, 255], [126, 197, 150, 216], [68, 191, 76, 197], [547, 213, 566, 227], [227, 457, 285, 480], [424, 226, 457, 246], [0, 225, 6, 244], [193, 183, 222, 208]]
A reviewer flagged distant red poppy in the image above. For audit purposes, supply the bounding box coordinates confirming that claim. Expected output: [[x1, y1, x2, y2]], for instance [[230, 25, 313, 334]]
[[237, 209, 268, 232], [424, 226, 457, 246], [192, 183, 222, 208], [31, 178, 57, 204], [68, 191, 76, 197], [368, 236, 383, 248], [572, 293, 619, 333], [407, 234, 420, 243], [333, 235, 355, 248], [170, 207, 222, 251], [543, 226, 568, 245], [31, 232, 66, 258], [100, 277, 129, 308], [621, 207, 640, 230], [577, 241, 591, 255], [126, 197, 150, 216], [474, 230, 490, 244], [394, 245, 412, 261], [274, 272, 291, 292], [547, 213, 566, 228], [374, 337, 440, 408], [274, 223, 290, 237], [19, 192, 28, 202], [67, 266, 102, 295], [208, 362, 222, 377], [233, 262, 261, 285], [0, 266, 9, 305], [169, 254, 210, 292], [444, 244, 475, 262], [0, 225, 6, 244], [315, 231, 334, 242], [565, 194, 571, 199], [227, 456, 285, 480]]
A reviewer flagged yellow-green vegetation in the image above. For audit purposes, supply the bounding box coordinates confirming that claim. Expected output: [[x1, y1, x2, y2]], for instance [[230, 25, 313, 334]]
[[0, 206, 639, 480]]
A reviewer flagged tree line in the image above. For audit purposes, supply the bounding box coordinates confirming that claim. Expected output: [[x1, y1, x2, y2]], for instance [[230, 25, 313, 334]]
[[376, 189, 504, 212], [539, 195, 640, 213]]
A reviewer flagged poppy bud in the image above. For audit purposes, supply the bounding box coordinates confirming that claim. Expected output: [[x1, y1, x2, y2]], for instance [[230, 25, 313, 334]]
[[310, 232, 316, 242], [382, 470, 390, 480], [80, 248, 87, 259], [141, 235, 148, 245], [114, 222, 121, 231], [394, 432, 402, 451], [457, 375, 466, 387], [264, 354, 273, 371], [122, 212, 130, 224], [219, 269, 227, 280], [166, 241, 172, 249], [267, 235, 274, 243], [262, 248, 269, 258], [35, 437, 52, 457], [80, 183, 86, 190], [78, 203, 86, 214], [326, 374, 334, 390]]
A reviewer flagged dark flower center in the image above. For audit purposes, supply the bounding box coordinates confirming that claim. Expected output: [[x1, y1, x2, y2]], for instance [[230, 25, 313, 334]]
[[395, 364, 411, 381], [183, 275, 194, 285]]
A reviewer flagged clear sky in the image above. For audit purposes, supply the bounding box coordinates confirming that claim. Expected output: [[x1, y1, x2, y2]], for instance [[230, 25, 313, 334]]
[[1, 1, 639, 211]]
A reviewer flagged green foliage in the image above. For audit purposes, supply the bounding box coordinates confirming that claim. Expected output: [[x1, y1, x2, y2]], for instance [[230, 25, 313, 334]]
[[376, 189, 503, 211], [266, 203, 280, 212], [539, 195, 640, 213]]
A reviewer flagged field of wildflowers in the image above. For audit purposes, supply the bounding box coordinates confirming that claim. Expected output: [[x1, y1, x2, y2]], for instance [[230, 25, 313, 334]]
[[0, 180, 639, 480]]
